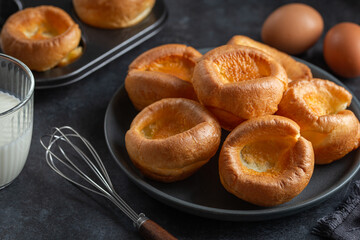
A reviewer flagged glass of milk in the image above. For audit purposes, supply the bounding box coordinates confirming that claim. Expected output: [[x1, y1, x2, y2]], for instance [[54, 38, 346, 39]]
[[0, 53, 34, 190]]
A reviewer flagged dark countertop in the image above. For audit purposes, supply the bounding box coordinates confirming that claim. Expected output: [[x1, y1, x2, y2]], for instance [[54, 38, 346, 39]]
[[1, 0, 360, 239]]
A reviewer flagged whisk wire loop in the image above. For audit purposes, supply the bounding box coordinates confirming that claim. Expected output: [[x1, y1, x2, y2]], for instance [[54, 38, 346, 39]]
[[40, 126, 141, 224], [43, 133, 109, 198], [53, 127, 113, 190]]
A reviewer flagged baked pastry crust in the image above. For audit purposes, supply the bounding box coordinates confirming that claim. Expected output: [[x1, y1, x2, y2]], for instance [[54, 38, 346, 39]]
[[277, 78, 360, 164], [0, 5, 81, 71], [219, 115, 314, 206], [125, 98, 221, 182], [125, 44, 202, 110], [227, 35, 312, 82], [192, 44, 288, 130], [73, 0, 155, 29]]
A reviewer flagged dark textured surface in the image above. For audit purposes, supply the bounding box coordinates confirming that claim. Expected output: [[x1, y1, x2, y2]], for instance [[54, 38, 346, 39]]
[[1, 0, 360, 239]]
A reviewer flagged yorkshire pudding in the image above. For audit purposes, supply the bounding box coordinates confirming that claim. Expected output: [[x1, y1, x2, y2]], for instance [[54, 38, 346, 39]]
[[125, 44, 202, 110], [0, 5, 82, 71], [227, 35, 312, 82], [73, 0, 155, 29], [125, 98, 221, 182], [219, 115, 314, 207], [192, 45, 288, 130], [277, 79, 360, 164]]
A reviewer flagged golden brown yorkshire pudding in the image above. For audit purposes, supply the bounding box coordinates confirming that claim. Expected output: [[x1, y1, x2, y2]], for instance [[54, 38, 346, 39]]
[[227, 35, 312, 82], [73, 0, 155, 29], [125, 98, 221, 182], [0, 5, 82, 72], [125, 44, 202, 110], [219, 115, 314, 207], [192, 45, 288, 130], [277, 79, 360, 164]]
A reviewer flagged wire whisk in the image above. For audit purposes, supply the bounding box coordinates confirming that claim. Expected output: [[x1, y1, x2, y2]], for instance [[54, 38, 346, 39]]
[[40, 126, 176, 240]]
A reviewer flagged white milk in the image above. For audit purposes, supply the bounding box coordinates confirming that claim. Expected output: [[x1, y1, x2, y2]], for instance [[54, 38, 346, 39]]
[[0, 91, 32, 188]]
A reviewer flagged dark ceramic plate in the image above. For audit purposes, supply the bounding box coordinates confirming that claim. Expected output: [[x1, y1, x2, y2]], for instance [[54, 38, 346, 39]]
[[104, 56, 360, 221], [0, 0, 167, 89]]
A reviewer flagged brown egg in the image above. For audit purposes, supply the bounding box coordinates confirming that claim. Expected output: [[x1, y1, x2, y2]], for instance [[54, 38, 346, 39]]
[[262, 3, 323, 55], [323, 22, 360, 78]]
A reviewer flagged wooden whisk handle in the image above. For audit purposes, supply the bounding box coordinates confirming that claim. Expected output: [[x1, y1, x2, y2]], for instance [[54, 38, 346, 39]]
[[138, 219, 177, 240]]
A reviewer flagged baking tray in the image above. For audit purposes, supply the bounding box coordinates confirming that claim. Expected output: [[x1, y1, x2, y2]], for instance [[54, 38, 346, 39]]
[[0, 0, 168, 89]]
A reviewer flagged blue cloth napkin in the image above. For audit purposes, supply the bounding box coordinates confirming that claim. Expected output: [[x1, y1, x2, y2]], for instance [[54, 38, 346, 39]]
[[312, 180, 360, 240]]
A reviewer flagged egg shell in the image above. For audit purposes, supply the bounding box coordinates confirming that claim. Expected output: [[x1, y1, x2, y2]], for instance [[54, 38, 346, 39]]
[[261, 3, 323, 55], [323, 22, 360, 78]]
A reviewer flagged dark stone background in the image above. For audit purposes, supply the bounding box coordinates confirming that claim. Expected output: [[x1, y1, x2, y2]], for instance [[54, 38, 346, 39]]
[[1, 0, 360, 239]]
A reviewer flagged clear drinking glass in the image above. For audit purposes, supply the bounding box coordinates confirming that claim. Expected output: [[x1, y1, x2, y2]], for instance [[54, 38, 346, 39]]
[[0, 53, 34, 189]]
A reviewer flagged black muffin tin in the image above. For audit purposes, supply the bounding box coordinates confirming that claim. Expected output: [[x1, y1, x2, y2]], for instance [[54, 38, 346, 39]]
[[0, 0, 167, 89]]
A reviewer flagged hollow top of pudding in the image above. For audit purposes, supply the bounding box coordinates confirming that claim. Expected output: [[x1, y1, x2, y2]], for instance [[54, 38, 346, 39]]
[[297, 79, 351, 116], [140, 106, 197, 139], [130, 98, 218, 140], [225, 115, 302, 174], [3, 5, 77, 41], [213, 50, 271, 83], [129, 44, 202, 83], [278, 78, 352, 122], [198, 45, 287, 86], [143, 55, 195, 82], [227, 35, 313, 82]]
